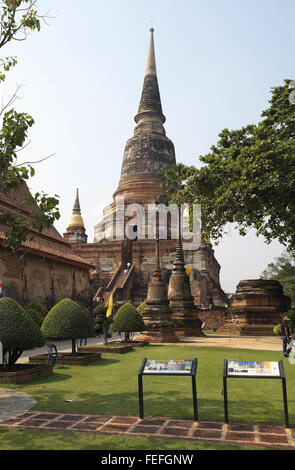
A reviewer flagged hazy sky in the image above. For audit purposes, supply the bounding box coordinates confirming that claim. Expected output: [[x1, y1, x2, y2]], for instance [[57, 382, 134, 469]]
[[3, 0, 294, 293]]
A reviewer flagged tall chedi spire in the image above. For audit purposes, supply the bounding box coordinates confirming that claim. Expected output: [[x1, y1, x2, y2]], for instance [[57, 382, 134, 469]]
[[134, 28, 166, 136], [113, 28, 176, 203], [64, 189, 88, 245]]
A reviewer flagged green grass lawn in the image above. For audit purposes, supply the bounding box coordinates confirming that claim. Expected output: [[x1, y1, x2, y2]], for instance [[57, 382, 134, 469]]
[[1, 344, 294, 427]]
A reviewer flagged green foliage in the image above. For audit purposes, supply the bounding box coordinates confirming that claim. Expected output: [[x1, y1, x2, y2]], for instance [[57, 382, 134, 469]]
[[93, 302, 106, 316], [0, 0, 43, 82], [261, 251, 295, 306], [178, 80, 295, 249], [26, 301, 48, 318], [137, 300, 147, 315], [0, 1, 60, 249], [25, 308, 43, 327], [41, 298, 93, 342], [158, 163, 195, 207], [0, 296, 44, 367], [110, 302, 145, 342], [74, 300, 90, 317]]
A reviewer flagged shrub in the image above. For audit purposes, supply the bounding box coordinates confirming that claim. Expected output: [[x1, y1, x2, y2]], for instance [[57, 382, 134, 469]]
[[93, 302, 106, 316], [0, 297, 45, 369], [74, 300, 90, 316], [110, 302, 145, 342], [137, 300, 147, 316], [25, 308, 43, 327], [41, 298, 93, 354], [26, 301, 48, 318]]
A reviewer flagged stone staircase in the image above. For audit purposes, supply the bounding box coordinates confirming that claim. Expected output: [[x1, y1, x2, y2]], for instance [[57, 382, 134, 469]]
[[94, 264, 135, 307]]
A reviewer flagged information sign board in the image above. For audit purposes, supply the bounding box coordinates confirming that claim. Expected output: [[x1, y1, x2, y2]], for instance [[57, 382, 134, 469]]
[[143, 359, 193, 374], [138, 358, 198, 421], [223, 359, 289, 427], [227, 361, 281, 377]]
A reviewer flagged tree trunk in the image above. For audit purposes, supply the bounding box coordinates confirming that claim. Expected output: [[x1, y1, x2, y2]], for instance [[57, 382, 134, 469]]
[[72, 339, 76, 355]]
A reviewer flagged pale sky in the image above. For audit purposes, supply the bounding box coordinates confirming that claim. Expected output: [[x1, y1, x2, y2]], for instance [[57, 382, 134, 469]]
[[2, 0, 294, 293]]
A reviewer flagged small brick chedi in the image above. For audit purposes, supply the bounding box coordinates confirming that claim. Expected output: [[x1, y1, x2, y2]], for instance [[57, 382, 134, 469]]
[[168, 239, 203, 337], [137, 239, 179, 343], [218, 279, 291, 336], [64, 29, 227, 315]]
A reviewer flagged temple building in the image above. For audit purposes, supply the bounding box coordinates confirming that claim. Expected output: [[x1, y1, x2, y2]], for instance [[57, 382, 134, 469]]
[[65, 29, 227, 313], [0, 183, 94, 306]]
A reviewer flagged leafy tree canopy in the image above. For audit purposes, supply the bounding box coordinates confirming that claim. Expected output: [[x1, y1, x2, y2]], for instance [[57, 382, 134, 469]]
[[176, 80, 295, 249], [261, 251, 295, 306], [0, 296, 44, 367], [110, 302, 145, 342], [41, 298, 93, 343], [0, 0, 60, 249]]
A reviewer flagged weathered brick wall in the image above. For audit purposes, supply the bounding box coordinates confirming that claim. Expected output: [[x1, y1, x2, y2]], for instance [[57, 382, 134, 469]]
[[0, 246, 91, 306], [198, 308, 227, 330]]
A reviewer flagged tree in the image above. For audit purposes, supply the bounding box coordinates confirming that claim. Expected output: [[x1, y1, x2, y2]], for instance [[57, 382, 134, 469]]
[[261, 252, 295, 306], [0, 0, 60, 249], [110, 302, 145, 342], [41, 299, 93, 354], [25, 307, 43, 327], [157, 163, 195, 205], [0, 296, 44, 368], [25, 300, 47, 318], [178, 80, 295, 249]]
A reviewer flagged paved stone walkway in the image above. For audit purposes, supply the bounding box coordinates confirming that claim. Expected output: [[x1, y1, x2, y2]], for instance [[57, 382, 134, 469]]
[[0, 389, 36, 422], [0, 410, 294, 449]]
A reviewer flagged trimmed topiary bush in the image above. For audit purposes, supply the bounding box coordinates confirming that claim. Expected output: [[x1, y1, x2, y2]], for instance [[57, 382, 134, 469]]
[[41, 298, 94, 354], [26, 301, 48, 318], [110, 302, 145, 342], [0, 297, 45, 369], [25, 308, 43, 328]]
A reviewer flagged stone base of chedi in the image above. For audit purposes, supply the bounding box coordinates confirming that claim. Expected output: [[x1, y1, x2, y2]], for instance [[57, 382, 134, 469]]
[[137, 240, 179, 343], [168, 239, 204, 337], [218, 279, 291, 336]]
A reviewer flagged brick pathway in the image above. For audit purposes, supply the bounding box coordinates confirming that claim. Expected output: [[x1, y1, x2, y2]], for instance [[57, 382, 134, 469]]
[[0, 410, 294, 449]]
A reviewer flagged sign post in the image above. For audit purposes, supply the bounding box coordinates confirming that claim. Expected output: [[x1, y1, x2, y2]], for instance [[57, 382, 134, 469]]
[[138, 358, 198, 421], [223, 359, 289, 428]]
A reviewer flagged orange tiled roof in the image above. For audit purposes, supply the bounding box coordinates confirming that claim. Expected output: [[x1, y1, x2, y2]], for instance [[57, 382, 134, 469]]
[[0, 183, 94, 269]]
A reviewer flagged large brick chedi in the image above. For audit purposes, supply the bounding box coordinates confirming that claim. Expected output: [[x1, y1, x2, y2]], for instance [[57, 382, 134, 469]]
[[218, 279, 291, 336], [66, 29, 227, 314]]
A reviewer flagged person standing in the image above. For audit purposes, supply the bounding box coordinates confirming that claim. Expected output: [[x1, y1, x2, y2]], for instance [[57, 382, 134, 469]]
[[281, 316, 292, 357]]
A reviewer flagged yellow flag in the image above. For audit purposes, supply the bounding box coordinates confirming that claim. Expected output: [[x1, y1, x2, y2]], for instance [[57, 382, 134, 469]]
[[186, 265, 192, 276], [106, 294, 113, 318]]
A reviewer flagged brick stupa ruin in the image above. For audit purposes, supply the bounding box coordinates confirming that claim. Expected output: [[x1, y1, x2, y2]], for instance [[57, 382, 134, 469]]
[[64, 29, 227, 314], [137, 239, 179, 343]]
